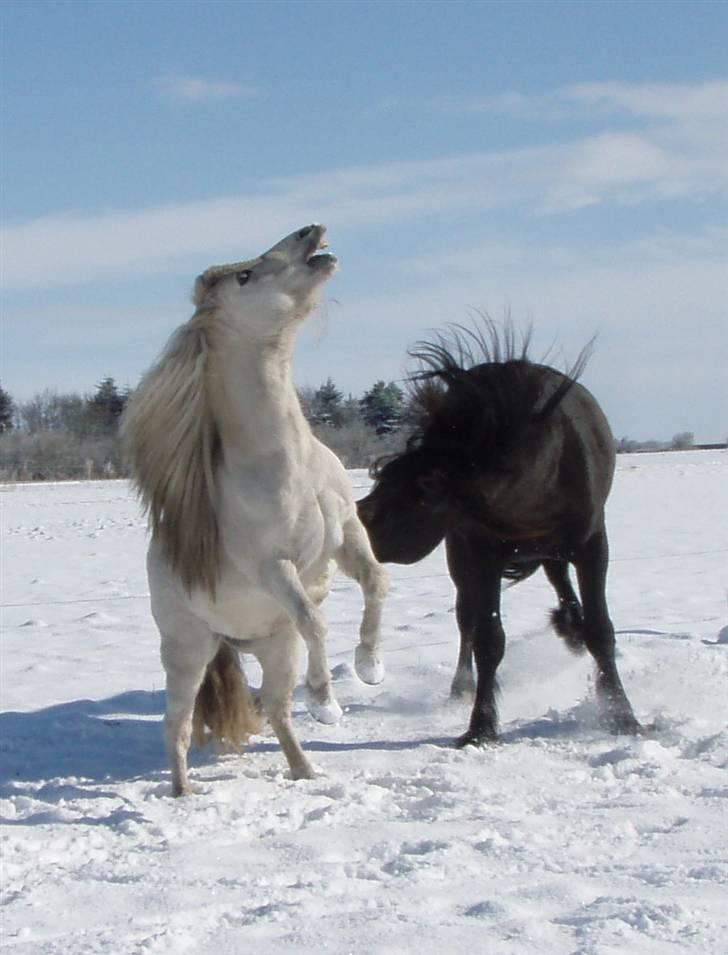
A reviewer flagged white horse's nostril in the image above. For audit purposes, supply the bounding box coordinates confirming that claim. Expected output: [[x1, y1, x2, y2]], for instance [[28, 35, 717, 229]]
[[297, 226, 314, 240]]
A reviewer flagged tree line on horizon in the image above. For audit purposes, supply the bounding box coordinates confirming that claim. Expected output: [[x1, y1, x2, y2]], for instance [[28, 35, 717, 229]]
[[0, 377, 711, 483], [0, 376, 412, 481]]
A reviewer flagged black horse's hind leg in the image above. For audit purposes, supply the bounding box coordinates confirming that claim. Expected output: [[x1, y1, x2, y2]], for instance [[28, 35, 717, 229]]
[[450, 613, 476, 699], [543, 559, 586, 654], [446, 532, 505, 746], [446, 533, 477, 698], [450, 590, 476, 699], [574, 529, 642, 735]]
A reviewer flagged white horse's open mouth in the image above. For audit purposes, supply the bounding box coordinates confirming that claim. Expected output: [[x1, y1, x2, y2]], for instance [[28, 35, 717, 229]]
[[307, 250, 337, 271], [300, 224, 337, 271]]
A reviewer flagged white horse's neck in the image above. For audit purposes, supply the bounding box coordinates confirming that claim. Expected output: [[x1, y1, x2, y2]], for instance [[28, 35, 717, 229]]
[[210, 322, 309, 459]]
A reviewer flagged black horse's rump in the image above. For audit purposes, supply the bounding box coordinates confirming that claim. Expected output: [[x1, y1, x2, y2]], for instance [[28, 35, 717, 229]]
[[358, 320, 641, 746]]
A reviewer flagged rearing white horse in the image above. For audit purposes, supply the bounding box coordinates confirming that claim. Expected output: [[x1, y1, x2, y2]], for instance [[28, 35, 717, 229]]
[[122, 224, 388, 795]]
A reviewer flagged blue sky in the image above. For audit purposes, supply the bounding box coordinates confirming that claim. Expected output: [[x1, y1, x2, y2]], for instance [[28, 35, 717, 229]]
[[2, 0, 727, 441]]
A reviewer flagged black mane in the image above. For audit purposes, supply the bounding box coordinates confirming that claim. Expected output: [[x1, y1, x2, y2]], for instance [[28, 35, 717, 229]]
[[410, 317, 592, 417], [377, 319, 593, 481]]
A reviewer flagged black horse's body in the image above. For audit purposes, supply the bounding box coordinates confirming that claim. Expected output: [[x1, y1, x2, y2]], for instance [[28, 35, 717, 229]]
[[358, 327, 641, 746]]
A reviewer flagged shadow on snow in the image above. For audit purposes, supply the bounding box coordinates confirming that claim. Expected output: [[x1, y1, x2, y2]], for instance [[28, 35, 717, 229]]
[[0, 687, 616, 802], [0, 690, 169, 791]]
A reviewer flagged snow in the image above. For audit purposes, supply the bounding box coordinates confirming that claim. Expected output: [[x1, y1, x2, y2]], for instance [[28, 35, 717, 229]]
[[1, 449, 727, 954]]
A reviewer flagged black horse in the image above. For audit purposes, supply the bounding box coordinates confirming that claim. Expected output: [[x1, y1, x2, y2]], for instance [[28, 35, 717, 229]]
[[357, 323, 642, 747]]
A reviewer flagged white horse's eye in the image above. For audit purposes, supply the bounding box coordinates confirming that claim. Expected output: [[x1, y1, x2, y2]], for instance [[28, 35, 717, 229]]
[[236, 270, 252, 286]]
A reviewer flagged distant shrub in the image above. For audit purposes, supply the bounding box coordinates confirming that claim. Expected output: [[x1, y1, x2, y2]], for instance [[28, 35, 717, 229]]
[[312, 421, 408, 470], [0, 432, 128, 482]]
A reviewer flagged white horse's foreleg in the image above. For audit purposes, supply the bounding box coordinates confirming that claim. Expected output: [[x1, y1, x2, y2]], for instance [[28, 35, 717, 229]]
[[337, 516, 389, 685], [159, 624, 219, 797], [253, 629, 315, 780], [262, 558, 342, 724]]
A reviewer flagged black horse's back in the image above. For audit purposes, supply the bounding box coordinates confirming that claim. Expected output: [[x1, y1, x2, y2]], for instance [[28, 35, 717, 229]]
[[410, 355, 614, 558]]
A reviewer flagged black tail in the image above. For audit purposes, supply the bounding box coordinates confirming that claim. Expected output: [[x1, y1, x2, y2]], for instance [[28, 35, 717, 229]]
[[550, 605, 587, 655], [502, 559, 542, 584]]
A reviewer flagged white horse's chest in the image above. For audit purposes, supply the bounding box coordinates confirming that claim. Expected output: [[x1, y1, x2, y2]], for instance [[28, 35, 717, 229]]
[[183, 490, 341, 640], [217, 454, 348, 575], [150, 417, 354, 642]]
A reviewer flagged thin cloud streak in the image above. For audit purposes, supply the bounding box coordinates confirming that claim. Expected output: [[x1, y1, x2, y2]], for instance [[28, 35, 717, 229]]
[[392, 225, 728, 281], [153, 73, 257, 103], [564, 79, 728, 120], [464, 79, 728, 122]]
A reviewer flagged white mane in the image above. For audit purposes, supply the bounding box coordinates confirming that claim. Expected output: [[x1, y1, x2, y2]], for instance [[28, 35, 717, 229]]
[[122, 311, 221, 595]]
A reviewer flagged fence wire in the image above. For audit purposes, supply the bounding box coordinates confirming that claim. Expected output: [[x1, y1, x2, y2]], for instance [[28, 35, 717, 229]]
[[2, 547, 726, 612]]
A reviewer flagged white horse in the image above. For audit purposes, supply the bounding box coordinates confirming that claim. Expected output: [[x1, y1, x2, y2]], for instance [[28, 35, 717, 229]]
[[122, 224, 388, 795]]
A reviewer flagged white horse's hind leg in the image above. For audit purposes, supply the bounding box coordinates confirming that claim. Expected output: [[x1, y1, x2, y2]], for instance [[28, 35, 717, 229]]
[[337, 516, 388, 685], [262, 558, 342, 725], [159, 623, 219, 797], [253, 629, 315, 780]]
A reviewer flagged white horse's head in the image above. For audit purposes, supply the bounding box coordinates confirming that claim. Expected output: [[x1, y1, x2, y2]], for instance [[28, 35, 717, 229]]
[[192, 224, 337, 337]]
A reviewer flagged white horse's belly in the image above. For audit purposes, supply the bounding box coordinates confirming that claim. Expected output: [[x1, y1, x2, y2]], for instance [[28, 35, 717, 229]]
[[191, 582, 286, 640], [147, 537, 335, 643]]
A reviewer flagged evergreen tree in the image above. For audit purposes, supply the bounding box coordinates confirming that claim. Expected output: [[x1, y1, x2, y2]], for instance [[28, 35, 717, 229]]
[[0, 382, 14, 433], [88, 377, 127, 435], [339, 395, 363, 428], [360, 380, 405, 434], [312, 377, 344, 427]]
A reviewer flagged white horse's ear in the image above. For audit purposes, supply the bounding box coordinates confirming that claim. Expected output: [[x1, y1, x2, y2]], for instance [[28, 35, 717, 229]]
[[191, 275, 207, 307]]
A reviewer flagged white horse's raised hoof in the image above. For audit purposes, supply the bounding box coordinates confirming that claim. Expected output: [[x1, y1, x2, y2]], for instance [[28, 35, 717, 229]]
[[305, 690, 343, 725], [355, 645, 385, 685]]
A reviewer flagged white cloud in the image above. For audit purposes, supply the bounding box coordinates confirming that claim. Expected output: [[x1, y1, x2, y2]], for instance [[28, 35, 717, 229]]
[[3, 79, 725, 441], [1, 149, 723, 292], [0, 158, 523, 291], [153, 74, 256, 103], [464, 80, 728, 210], [319, 226, 728, 441], [3, 80, 727, 291]]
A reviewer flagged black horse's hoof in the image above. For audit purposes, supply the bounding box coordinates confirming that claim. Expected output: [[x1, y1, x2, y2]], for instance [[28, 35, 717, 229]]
[[454, 731, 498, 749], [607, 714, 644, 736], [449, 684, 476, 702]]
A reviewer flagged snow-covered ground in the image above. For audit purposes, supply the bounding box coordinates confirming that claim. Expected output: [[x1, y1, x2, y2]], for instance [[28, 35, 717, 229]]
[[1, 449, 727, 954]]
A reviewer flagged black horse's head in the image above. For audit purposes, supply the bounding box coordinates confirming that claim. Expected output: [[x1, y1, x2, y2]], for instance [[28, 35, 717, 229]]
[[357, 448, 448, 564]]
